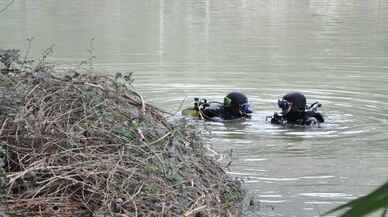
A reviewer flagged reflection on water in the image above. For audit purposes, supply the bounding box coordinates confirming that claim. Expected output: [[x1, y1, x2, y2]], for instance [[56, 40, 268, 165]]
[[1, 0, 388, 216]]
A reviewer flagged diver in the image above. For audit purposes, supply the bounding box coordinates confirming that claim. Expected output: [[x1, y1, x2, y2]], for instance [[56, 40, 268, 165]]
[[269, 92, 324, 126], [182, 92, 253, 121]]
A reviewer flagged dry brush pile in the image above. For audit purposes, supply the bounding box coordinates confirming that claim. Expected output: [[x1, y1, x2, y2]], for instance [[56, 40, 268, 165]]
[[0, 58, 242, 217]]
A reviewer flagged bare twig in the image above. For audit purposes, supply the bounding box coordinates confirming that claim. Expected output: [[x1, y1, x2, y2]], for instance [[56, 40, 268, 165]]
[[184, 205, 207, 217], [1, 71, 242, 217], [0, 0, 15, 14], [175, 96, 187, 115]]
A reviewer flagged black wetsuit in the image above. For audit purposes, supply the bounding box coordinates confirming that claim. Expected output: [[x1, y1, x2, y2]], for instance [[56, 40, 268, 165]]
[[271, 110, 324, 126], [198, 92, 252, 121], [201, 103, 248, 121], [271, 92, 324, 126]]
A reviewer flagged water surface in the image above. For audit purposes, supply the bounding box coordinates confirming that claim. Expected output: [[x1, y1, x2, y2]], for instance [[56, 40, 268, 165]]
[[1, 0, 388, 216]]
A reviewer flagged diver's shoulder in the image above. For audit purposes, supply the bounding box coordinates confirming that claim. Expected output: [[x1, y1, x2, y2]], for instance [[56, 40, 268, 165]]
[[304, 111, 324, 123]]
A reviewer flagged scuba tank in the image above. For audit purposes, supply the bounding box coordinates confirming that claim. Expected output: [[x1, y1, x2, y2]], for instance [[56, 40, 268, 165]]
[[193, 97, 200, 117], [181, 98, 209, 118], [305, 102, 324, 124], [182, 97, 227, 120]]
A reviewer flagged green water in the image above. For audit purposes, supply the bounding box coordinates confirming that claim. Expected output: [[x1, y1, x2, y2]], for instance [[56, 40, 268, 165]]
[[1, 0, 388, 216]]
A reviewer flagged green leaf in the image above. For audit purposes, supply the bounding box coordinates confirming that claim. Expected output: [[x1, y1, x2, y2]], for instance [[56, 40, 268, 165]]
[[324, 181, 388, 217]]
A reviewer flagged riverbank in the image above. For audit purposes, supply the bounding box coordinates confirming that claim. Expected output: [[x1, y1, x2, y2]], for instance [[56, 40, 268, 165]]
[[0, 49, 242, 217]]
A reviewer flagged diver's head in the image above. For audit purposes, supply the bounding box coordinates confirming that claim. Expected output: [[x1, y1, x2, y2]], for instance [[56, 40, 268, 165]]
[[224, 92, 252, 116], [278, 92, 306, 114]]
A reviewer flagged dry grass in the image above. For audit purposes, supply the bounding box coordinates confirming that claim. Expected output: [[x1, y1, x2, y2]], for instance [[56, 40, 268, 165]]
[[0, 71, 242, 217]]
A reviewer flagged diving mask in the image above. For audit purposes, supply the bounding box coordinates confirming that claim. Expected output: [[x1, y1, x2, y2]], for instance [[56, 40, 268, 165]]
[[240, 103, 253, 114], [278, 99, 290, 113]]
